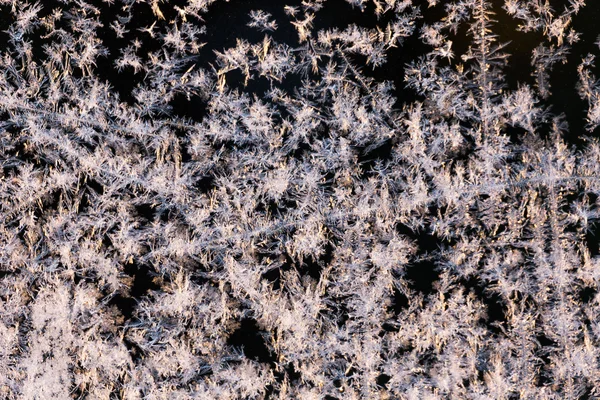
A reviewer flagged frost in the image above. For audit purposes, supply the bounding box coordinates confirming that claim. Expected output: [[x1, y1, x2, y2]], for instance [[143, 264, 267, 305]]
[[1, 0, 600, 398]]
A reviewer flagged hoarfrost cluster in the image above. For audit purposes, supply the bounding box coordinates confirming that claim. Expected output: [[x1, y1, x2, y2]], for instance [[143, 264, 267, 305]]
[[0, 0, 600, 398]]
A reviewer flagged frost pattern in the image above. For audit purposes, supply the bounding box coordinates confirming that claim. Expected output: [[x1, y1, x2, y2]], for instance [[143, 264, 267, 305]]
[[0, 0, 600, 399]]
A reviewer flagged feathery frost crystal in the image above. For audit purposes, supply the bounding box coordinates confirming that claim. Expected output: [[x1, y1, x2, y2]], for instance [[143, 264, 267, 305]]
[[0, 0, 600, 398]]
